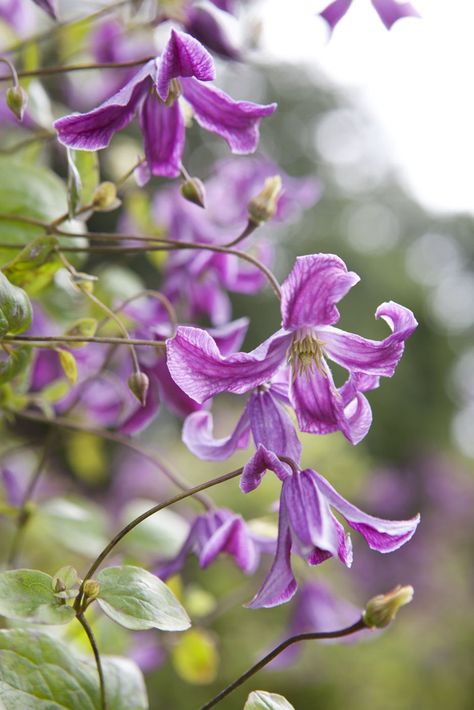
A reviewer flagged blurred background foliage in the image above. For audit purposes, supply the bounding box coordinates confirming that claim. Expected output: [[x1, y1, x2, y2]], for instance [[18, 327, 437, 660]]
[[0, 3, 473, 709]]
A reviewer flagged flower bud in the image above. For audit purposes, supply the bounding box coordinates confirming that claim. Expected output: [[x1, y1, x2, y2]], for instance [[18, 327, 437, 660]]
[[363, 585, 414, 629], [248, 175, 283, 225], [180, 176, 206, 208], [83, 579, 101, 601], [92, 181, 121, 211], [128, 371, 150, 407], [6, 85, 28, 121]]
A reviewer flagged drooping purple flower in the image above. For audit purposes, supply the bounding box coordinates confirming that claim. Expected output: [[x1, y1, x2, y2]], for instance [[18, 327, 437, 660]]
[[167, 254, 417, 445], [184, 0, 242, 60], [54, 29, 276, 180], [320, 0, 419, 31], [156, 507, 263, 579], [240, 445, 419, 608]]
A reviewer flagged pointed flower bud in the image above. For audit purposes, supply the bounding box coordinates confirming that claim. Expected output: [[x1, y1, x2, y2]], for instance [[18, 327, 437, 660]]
[[128, 371, 150, 407], [363, 585, 414, 629], [6, 84, 28, 121], [248, 175, 283, 225], [83, 579, 101, 601], [180, 176, 206, 208], [92, 181, 121, 211]]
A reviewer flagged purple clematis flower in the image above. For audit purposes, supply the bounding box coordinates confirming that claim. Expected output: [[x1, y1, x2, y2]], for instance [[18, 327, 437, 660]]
[[54, 29, 276, 179], [157, 507, 263, 579], [320, 0, 419, 31], [167, 254, 417, 445], [241, 445, 420, 608]]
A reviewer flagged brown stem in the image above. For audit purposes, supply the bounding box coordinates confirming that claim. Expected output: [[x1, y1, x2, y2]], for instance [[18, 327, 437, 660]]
[[1, 335, 166, 348], [77, 613, 107, 710], [224, 220, 258, 248], [0, 57, 154, 83], [199, 618, 367, 709]]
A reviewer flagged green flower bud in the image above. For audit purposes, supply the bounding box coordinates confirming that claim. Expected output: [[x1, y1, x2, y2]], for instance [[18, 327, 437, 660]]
[[83, 579, 101, 601], [6, 84, 28, 121], [248, 175, 283, 225], [180, 177, 206, 208], [363, 585, 414, 629], [92, 181, 121, 211], [128, 371, 150, 407]]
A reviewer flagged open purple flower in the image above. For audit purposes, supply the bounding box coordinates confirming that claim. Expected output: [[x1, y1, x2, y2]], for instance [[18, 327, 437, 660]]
[[54, 29, 276, 179], [167, 254, 417, 445], [241, 446, 420, 608], [156, 507, 262, 579], [320, 0, 419, 31]]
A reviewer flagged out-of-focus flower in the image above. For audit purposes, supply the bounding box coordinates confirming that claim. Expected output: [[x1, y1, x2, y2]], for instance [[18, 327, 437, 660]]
[[240, 445, 419, 608], [183, 0, 242, 60], [320, 0, 419, 31], [167, 254, 417, 445], [54, 29, 276, 180], [0, 0, 32, 35], [32, 0, 57, 19]]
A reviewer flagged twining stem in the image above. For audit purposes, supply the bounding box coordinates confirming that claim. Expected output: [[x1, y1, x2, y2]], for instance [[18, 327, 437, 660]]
[[74, 465, 244, 611], [199, 619, 367, 709], [0, 56, 20, 87], [1, 334, 166, 348], [77, 613, 107, 710], [224, 220, 258, 248]]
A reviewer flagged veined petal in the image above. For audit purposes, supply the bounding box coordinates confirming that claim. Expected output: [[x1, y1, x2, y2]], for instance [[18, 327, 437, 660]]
[[371, 0, 420, 29], [240, 443, 291, 494], [313, 471, 420, 553], [319, 0, 353, 30], [246, 497, 297, 608], [200, 516, 258, 573], [249, 390, 301, 463], [156, 29, 215, 101], [291, 363, 345, 436], [166, 326, 291, 403], [182, 77, 277, 154], [281, 254, 360, 330], [182, 408, 251, 461], [54, 61, 155, 150], [140, 93, 184, 178], [322, 301, 418, 377]]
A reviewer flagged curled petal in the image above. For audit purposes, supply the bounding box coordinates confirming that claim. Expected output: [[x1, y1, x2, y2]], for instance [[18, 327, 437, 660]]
[[182, 77, 277, 153], [314, 471, 420, 553], [140, 93, 185, 178], [200, 516, 258, 573], [249, 390, 301, 463], [281, 254, 360, 330], [183, 408, 251, 461], [322, 301, 418, 377], [246, 497, 297, 608], [371, 0, 420, 29], [240, 443, 291, 494], [319, 0, 353, 30], [54, 61, 155, 150], [156, 29, 215, 101], [166, 326, 291, 403]]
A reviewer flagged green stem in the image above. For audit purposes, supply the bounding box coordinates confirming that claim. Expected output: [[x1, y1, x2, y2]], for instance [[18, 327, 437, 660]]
[[1, 334, 166, 348], [77, 613, 107, 710], [199, 618, 367, 709]]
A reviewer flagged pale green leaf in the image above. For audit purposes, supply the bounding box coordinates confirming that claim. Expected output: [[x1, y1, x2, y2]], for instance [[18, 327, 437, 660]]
[[36, 497, 109, 557], [244, 691, 296, 710], [2, 236, 61, 295], [0, 346, 31, 386], [0, 272, 32, 336], [96, 565, 191, 631], [121, 500, 190, 557], [0, 569, 74, 625], [56, 348, 78, 384]]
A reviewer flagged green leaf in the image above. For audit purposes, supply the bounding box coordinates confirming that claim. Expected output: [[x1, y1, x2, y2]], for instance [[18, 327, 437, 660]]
[[0, 629, 148, 709], [56, 348, 78, 384], [36, 497, 109, 557], [52, 566, 79, 599], [65, 317, 98, 347], [244, 691, 296, 710], [67, 149, 99, 218], [121, 500, 190, 558], [172, 628, 218, 685], [0, 569, 75, 625], [0, 272, 32, 336], [2, 236, 62, 295], [0, 346, 31, 386], [96, 565, 191, 631]]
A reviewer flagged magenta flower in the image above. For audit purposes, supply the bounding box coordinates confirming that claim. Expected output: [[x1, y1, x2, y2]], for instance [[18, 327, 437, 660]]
[[54, 29, 276, 179], [241, 446, 419, 608], [167, 254, 417, 445], [156, 507, 263, 579], [320, 0, 419, 31]]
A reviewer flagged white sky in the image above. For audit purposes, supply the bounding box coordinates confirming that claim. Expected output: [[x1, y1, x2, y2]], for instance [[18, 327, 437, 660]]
[[258, 0, 474, 216]]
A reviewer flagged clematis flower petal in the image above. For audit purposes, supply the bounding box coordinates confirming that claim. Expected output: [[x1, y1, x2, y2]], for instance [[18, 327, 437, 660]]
[[249, 390, 302, 463], [139, 92, 185, 178], [183, 407, 251, 460], [156, 29, 215, 101], [54, 61, 155, 150], [246, 497, 297, 608], [371, 0, 420, 29], [313, 471, 420, 553], [291, 363, 345, 436], [322, 301, 418, 377], [166, 326, 291, 403], [240, 443, 291, 494], [319, 0, 353, 30], [281, 254, 360, 330], [208, 317, 249, 355], [185, 4, 242, 60], [182, 77, 277, 153], [33, 0, 57, 19], [200, 515, 258, 573]]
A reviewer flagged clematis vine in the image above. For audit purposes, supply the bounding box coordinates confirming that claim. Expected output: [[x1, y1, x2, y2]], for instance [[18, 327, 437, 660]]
[[240, 445, 420, 608], [167, 253, 417, 446], [320, 0, 420, 31], [54, 29, 276, 180]]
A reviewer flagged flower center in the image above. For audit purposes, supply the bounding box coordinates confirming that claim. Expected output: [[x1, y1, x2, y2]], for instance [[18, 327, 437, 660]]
[[287, 331, 327, 380], [164, 78, 182, 107]]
